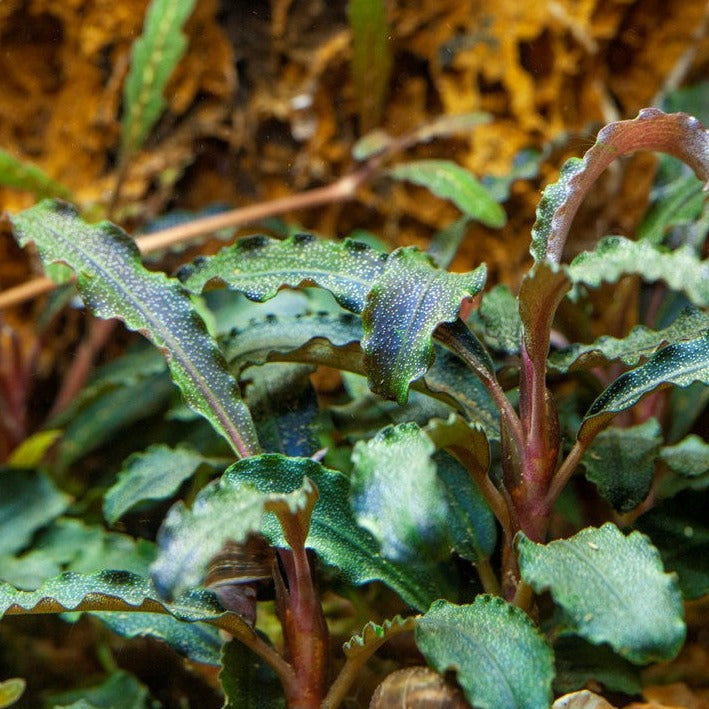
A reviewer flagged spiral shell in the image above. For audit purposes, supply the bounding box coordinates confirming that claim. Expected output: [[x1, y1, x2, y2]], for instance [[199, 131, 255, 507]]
[[370, 667, 469, 708]]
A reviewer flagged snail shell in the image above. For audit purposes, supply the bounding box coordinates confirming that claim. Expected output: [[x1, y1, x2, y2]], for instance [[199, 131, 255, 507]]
[[370, 667, 469, 708]]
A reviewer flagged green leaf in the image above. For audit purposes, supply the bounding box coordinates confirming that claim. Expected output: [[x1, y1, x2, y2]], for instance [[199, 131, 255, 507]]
[[49, 670, 151, 709], [582, 419, 663, 512], [347, 0, 392, 132], [350, 423, 450, 562], [636, 490, 709, 599], [567, 236, 709, 308], [578, 332, 709, 443], [220, 639, 285, 709], [224, 455, 438, 610], [121, 0, 196, 155], [552, 636, 642, 696], [531, 109, 709, 262], [518, 523, 686, 663], [344, 615, 417, 658], [473, 284, 522, 354], [0, 469, 70, 556], [657, 434, 709, 498], [104, 444, 222, 525], [387, 160, 506, 227], [0, 148, 71, 199], [416, 597, 554, 709], [362, 247, 487, 403], [11, 201, 260, 458], [178, 233, 388, 313], [426, 217, 471, 269], [94, 611, 223, 666], [549, 307, 709, 372], [0, 678, 25, 709]]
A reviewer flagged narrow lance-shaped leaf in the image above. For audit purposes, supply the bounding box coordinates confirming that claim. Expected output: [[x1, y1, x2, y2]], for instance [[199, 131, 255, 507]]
[[518, 523, 686, 664], [179, 233, 388, 313], [121, 0, 196, 156], [362, 247, 487, 404], [578, 332, 709, 444], [567, 236, 709, 308], [10, 201, 260, 458], [531, 109, 709, 263], [416, 597, 555, 709], [387, 160, 507, 228], [0, 148, 71, 199]]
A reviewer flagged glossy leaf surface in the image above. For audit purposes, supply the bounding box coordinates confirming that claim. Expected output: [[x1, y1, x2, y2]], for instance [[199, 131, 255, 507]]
[[11, 201, 260, 458], [416, 597, 554, 709], [518, 524, 685, 663]]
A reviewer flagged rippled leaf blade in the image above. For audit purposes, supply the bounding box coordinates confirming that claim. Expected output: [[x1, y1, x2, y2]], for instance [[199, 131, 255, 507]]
[[416, 597, 554, 709], [518, 523, 686, 663]]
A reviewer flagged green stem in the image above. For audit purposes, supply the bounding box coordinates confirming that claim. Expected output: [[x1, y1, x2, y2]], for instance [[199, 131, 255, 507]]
[[476, 557, 500, 596]]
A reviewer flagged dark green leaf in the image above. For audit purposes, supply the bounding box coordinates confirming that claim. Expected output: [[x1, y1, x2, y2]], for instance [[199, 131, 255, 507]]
[[0, 149, 71, 199], [531, 109, 709, 262], [178, 234, 387, 313], [568, 236, 709, 308], [104, 444, 223, 525], [362, 247, 486, 403], [582, 419, 662, 512], [121, 0, 196, 155], [0, 469, 70, 556], [578, 332, 709, 443], [350, 423, 450, 562], [636, 490, 709, 599], [549, 307, 709, 372], [660, 434, 709, 478], [11, 201, 260, 458], [49, 670, 151, 709], [220, 639, 284, 709], [387, 160, 506, 227], [667, 382, 709, 442], [416, 597, 554, 709], [225, 455, 437, 610], [473, 284, 522, 354], [518, 523, 686, 663]]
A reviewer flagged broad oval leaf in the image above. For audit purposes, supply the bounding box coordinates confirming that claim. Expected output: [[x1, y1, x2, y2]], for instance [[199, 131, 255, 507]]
[[578, 332, 709, 443], [415, 597, 554, 709], [568, 236, 709, 308], [362, 247, 487, 403], [10, 201, 260, 458], [657, 434, 709, 498], [531, 109, 709, 262], [350, 423, 450, 563], [178, 233, 387, 313], [518, 523, 686, 663], [387, 160, 507, 228], [472, 284, 522, 354], [224, 455, 438, 611], [121, 0, 196, 156], [582, 419, 662, 512]]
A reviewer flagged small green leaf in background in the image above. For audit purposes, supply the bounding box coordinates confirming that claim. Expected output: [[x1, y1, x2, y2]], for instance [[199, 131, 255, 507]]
[[121, 0, 196, 156], [416, 597, 554, 709], [350, 423, 450, 563], [49, 670, 152, 709], [6, 430, 62, 468], [656, 434, 709, 498], [568, 236, 709, 308], [582, 419, 662, 512], [0, 149, 70, 199], [220, 639, 285, 709], [347, 0, 392, 133], [104, 444, 222, 525], [362, 247, 487, 403], [387, 160, 506, 228], [636, 489, 709, 600], [472, 284, 522, 354], [11, 200, 261, 458], [578, 332, 709, 443], [0, 469, 70, 557], [518, 523, 686, 664], [0, 678, 25, 709]]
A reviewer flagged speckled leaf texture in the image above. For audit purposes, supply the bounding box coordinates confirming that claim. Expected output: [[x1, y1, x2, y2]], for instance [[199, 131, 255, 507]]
[[10, 200, 260, 458], [121, 0, 195, 155], [518, 524, 686, 664], [362, 247, 487, 403], [223, 455, 438, 611], [531, 109, 709, 263], [578, 332, 709, 443], [416, 597, 554, 709], [179, 233, 388, 312]]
